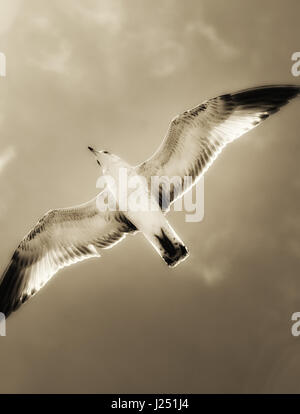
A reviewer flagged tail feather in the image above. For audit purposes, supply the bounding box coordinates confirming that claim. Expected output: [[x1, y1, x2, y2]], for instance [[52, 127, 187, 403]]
[[145, 224, 189, 267]]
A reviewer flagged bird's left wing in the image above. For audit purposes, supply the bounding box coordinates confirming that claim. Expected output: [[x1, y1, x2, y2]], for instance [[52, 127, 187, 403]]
[[0, 194, 136, 317], [138, 85, 300, 210]]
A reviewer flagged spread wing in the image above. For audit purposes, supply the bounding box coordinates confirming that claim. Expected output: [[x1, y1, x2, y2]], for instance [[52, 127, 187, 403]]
[[138, 85, 300, 210], [0, 194, 136, 317]]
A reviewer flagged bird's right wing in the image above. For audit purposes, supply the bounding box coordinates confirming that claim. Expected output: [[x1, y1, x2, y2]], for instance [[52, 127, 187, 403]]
[[0, 193, 136, 317], [138, 85, 300, 210]]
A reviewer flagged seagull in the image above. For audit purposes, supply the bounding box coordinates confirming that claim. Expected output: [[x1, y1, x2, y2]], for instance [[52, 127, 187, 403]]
[[0, 84, 299, 317]]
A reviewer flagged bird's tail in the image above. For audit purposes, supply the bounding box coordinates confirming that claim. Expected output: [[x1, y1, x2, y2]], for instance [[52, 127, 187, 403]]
[[144, 222, 189, 267]]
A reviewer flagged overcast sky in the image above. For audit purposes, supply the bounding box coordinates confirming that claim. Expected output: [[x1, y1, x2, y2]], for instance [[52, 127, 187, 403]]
[[0, 0, 300, 393]]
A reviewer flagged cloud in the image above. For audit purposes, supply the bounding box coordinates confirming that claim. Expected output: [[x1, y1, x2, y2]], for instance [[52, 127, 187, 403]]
[[30, 40, 71, 74], [0, 0, 22, 35], [186, 21, 239, 58], [74, 0, 123, 33], [148, 39, 186, 78]]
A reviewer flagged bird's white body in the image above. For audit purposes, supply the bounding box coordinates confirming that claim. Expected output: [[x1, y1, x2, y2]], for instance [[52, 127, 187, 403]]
[[98, 153, 188, 265]]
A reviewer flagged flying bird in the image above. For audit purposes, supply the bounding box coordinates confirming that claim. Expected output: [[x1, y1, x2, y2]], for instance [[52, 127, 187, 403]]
[[0, 85, 299, 317]]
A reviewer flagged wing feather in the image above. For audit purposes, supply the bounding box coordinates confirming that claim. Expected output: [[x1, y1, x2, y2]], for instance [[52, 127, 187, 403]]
[[138, 85, 300, 210], [0, 195, 135, 317]]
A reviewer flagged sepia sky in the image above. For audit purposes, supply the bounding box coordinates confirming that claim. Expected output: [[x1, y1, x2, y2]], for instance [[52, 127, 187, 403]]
[[0, 0, 300, 393]]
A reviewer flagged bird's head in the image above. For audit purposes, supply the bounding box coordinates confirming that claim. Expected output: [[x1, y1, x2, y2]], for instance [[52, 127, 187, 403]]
[[88, 146, 122, 174]]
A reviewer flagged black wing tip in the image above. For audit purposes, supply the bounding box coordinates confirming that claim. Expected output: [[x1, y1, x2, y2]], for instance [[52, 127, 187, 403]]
[[231, 84, 300, 94], [230, 84, 300, 102], [0, 259, 25, 318], [0, 308, 12, 319], [0, 292, 26, 319], [0, 294, 15, 318], [220, 84, 300, 114]]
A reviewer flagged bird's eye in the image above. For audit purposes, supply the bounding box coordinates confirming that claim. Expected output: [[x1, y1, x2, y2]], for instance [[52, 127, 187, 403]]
[[103, 151, 109, 154]]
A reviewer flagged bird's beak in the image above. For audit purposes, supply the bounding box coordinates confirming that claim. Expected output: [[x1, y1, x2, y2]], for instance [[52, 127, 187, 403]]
[[88, 146, 98, 156], [88, 146, 101, 166]]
